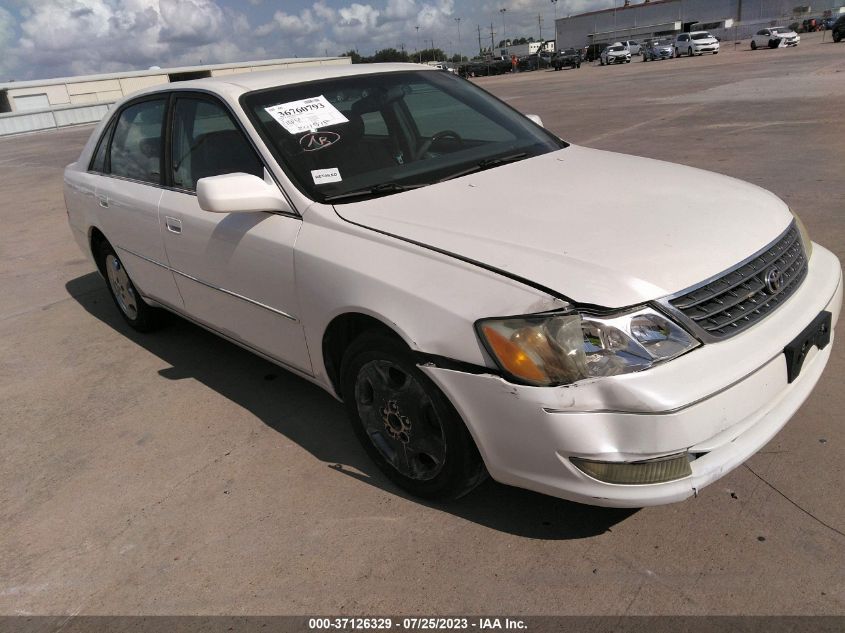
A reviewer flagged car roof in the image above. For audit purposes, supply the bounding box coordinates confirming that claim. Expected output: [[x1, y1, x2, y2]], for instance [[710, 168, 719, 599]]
[[123, 63, 436, 102]]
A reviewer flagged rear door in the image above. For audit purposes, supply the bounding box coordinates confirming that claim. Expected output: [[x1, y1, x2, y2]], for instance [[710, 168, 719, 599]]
[[94, 96, 183, 307], [158, 93, 311, 374]]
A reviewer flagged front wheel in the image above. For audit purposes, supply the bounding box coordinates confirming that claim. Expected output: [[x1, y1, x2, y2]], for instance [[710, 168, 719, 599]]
[[751, 40, 758, 50], [674, 47, 680, 58], [833, 31, 842, 43], [688, 47, 694, 57], [340, 332, 486, 499], [97, 240, 158, 331]]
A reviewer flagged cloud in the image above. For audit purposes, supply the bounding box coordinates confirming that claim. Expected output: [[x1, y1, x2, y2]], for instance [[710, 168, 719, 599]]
[[8, 0, 262, 79]]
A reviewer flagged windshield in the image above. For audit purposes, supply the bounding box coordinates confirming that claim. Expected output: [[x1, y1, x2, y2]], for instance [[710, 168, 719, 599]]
[[691, 33, 712, 40], [242, 70, 566, 203]]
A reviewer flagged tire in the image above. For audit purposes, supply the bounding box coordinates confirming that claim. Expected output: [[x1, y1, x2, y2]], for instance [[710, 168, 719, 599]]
[[674, 47, 680, 58], [688, 47, 693, 57], [834, 31, 842, 43], [751, 40, 757, 50], [600, 58, 605, 65], [96, 240, 158, 332], [340, 332, 486, 500]]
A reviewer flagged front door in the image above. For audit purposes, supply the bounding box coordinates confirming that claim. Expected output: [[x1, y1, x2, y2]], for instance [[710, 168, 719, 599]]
[[158, 94, 312, 374]]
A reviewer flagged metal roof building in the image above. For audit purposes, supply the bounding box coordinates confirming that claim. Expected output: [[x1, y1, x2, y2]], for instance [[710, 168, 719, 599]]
[[554, 0, 845, 50]]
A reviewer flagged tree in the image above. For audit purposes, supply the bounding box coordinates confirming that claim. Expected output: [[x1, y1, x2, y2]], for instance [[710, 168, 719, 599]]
[[450, 53, 463, 63], [342, 49, 363, 63], [371, 48, 410, 63], [416, 47, 447, 62]]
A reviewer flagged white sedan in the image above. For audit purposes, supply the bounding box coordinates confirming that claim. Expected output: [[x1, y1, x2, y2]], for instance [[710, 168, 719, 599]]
[[600, 44, 631, 65], [751, 27, 801, 49], [64, 64, 842, 507], [675, 31, 720, 56]]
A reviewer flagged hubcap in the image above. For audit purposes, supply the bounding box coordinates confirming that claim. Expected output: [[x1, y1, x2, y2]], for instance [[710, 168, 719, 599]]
[[105, 254, 138, 319], [354, 360, 446, 481]]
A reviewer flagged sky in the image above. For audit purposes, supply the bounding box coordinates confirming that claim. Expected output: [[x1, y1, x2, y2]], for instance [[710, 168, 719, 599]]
[[0, 0, 617, 81]]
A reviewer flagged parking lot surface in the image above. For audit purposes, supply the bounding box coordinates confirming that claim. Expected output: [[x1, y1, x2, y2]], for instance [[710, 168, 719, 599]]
[[1, 33, 844, 615]]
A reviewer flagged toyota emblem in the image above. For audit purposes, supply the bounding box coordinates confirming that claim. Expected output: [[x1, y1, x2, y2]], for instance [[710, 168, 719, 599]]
[[764, 266, 784, 294]]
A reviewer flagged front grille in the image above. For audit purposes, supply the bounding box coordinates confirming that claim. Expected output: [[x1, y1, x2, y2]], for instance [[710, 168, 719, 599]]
[[668, 223, 808, 340]]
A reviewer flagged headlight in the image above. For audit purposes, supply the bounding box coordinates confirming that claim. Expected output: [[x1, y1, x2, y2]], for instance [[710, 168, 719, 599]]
[[792, 210, 813, 259], [477, 307, 700, 387]]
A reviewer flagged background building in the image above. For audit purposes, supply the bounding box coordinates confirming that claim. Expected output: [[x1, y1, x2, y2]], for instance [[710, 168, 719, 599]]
[[0, 56, 350, 136], [555, 0, 845, 51]]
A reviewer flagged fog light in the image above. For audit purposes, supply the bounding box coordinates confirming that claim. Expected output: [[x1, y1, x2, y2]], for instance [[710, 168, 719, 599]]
[[571, 453, 692, 485]]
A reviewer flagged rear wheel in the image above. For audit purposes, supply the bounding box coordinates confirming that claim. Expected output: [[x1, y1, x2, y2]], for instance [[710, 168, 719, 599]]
[[96, 240, 158, 332], [674, 47, 680, 58], [340, 332, 486, 499]]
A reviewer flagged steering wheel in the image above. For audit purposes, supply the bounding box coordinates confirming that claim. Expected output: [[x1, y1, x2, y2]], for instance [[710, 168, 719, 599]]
[[414, 129, 463, 161]]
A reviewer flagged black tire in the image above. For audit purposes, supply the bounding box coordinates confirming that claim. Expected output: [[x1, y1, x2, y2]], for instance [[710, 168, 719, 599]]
[[751, 40, 757, 50], [674, 47, 680, 58], [96, 240, 158, 332], [834, 31, 842, 43], [340, 332, 486, 500], [688, 47, 694, 57]]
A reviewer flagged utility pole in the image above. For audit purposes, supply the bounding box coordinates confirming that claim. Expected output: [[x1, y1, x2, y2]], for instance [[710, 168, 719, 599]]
[[415, 25, 421, 62], [551, 0, 558, 21], [455, 17, 462, 61], [538, 13, 543, 40], [477, 24, 483, 56], [489, 22, 497, 53]]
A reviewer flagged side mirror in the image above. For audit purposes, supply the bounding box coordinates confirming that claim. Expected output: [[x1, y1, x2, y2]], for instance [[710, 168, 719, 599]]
[[525, 114, 544, 128], [197, 173, 292, 214]]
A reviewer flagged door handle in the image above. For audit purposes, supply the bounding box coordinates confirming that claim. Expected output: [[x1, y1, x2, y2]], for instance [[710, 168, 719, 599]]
[[96, 195, 108, 208], [165, 216, 182, 234]]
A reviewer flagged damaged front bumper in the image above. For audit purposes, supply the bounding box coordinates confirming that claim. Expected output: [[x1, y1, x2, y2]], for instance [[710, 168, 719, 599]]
[[420, 245, 843, 507]]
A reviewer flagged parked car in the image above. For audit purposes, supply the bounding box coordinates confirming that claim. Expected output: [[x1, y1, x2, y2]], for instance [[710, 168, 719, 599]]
[[600, 44, 631, 65], [642, 39, 674, 61], [517, 53, 551, 72], [833, 15, 845, 42], [552, 48, 581, 70], [617, 40, 642, 55], [584, 43, 606, 62], [821, 17, 836, 30], [63, 63, 842, 508], [675, 31, 720, 57], [751, 27, 800, 49]]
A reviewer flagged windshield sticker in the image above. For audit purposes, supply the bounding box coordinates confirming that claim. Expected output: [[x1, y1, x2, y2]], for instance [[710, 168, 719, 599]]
[[300, 131, 341, 152], [265, 96, 348, 134], [311, 167, 342, 185]]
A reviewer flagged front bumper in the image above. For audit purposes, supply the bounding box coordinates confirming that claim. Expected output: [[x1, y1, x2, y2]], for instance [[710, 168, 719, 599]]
[[422, 245, 842, 507]]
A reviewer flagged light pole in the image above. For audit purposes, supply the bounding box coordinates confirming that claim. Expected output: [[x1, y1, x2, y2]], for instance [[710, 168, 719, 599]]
[[499, 8, 507, 45], [415, 25, 421, 62], [455, 17, 462, 61], [551, 0, 558, 21]]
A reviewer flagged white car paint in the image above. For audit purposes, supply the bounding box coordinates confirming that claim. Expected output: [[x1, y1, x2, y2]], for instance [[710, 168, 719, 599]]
[[600, 45, 631, 65], [675, 31, 721, 57], [64, 63, 842, 507], [751, 27, 801, 49]]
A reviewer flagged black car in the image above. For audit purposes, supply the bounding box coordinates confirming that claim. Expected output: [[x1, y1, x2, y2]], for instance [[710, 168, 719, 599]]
[[833, 15, 845, 42], [552, 48, 581, 70]]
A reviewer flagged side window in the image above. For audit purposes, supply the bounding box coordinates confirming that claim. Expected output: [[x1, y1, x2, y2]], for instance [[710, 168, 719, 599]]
[[109, 99, 166, 184], [89, 117, 115, 173], [171, 97, 263, 192]]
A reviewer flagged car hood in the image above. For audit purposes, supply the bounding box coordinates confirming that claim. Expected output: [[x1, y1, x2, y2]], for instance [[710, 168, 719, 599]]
[[693, 37, 719, 44], [333, 146, 792, 308]]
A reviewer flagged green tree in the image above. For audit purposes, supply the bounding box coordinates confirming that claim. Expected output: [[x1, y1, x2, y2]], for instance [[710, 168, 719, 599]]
[[371, 48, 410, 62], [342, 49, 363, 63]]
